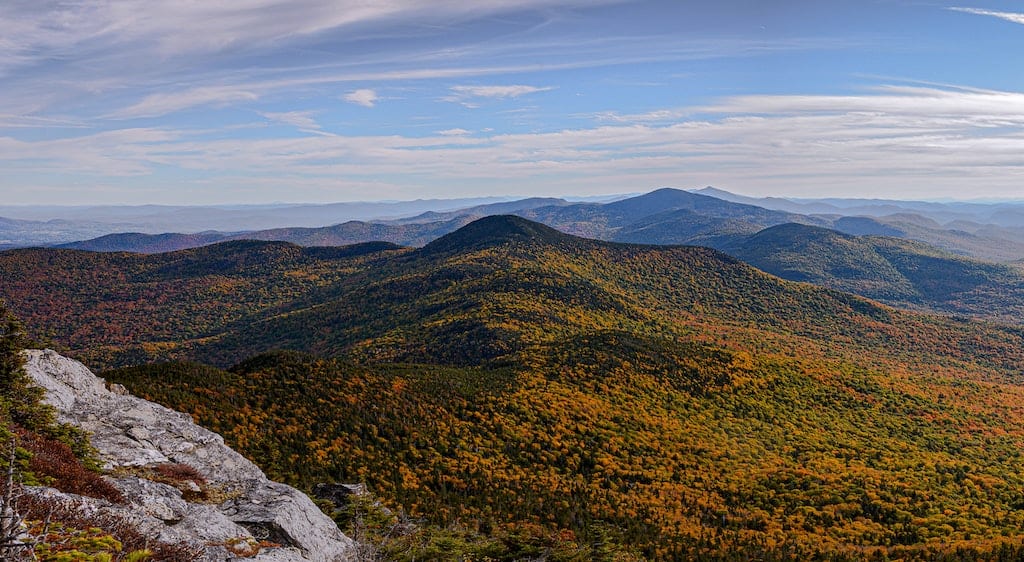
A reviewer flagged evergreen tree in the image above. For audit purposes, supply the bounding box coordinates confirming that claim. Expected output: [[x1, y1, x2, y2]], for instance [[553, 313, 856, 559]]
[[0, 300, 52, 432]]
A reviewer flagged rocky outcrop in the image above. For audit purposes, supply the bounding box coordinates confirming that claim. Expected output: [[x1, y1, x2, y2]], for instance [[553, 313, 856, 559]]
[[23, 349, 355, 562]]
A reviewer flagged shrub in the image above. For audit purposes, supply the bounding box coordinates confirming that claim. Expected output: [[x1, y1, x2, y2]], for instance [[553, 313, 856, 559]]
[[152, 463, 206, 486], [18, 429, 124, 504]]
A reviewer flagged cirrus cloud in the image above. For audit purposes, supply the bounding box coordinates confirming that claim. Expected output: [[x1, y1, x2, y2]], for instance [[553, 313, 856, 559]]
[[948, 7, 1024, 26], [8, 84, 1024, 202], [443, 84, 553, 107]]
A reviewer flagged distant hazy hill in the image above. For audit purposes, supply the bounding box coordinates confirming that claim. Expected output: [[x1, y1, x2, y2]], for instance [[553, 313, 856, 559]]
[[512, 187, 819, 240], [54, 197, 568, 253], [220, 216, 477, 248], [694, 186, 1024, 225], [56, 231, 233, 253], [393, 196, 571, 224], [0, 196, 518, 247], [15, 215, 1024, 559], [828, 214, 1024, 263]]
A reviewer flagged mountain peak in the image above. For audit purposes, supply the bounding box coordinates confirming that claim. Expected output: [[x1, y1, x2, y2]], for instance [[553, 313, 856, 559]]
[[419, 214, 574, 254], [603, 188, 710, 216]]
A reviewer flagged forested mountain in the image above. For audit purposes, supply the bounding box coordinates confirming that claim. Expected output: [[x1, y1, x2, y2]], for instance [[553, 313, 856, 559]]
[[10, 216, 1024, 558], [6, 214, 1016, 370], [51, 189, 1024, 321], [698, 187, 1024, 262], [716, 223, 1024, 323], [35, 188, 1024, 267]]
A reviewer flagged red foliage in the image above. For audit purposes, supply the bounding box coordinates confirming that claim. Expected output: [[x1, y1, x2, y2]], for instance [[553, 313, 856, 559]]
[[153, 462, 206, 486], [17, 428, 125, 504]]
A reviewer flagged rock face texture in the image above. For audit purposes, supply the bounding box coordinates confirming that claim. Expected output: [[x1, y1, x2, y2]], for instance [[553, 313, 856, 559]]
[[23, 349, 355, 562]]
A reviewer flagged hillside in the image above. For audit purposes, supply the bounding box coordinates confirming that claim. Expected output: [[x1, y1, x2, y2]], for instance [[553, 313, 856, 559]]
[[832, 215, 1024, 263], [54, 216, 1024, 560], [717, 223, 1024, 322], [47, 189, 1024, 327], [7, 215, 1020, 370], [697, 187, 1024, 262], [0, 240, 409, 367], [107, 343, 1024, 560], [10, 216, 1024, 558]]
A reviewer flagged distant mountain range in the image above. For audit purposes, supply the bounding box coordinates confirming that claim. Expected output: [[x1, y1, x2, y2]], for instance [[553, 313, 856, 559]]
[[0, 196, 526, 247], [46, 188, 1024, 261], [34, 188, 1024, 325], [45, 188, 830, 253]]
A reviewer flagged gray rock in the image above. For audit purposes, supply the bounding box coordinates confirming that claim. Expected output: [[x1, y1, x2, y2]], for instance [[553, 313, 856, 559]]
[[111, 477, 190, 523], [314, 483, 367, 509], [23, 349, 356, 562], [108, 382, 130, 395]]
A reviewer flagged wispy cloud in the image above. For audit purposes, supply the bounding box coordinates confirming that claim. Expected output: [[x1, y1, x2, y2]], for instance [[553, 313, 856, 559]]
[[449, 85, 553, 99], [114, 86, 259, 118], [592, 109, 690, 123], [0, 1, 851, 121], [0, 0, 622, 117], [9, 84, 1024, 202], [443, 84, 553, 107], [705, 85, 1024, 118], [948, 7, 1024, 25], [344, 89, 379, 108], [0, 114, 88, 129], [258, 110, 336, 136], [0, 1, 616, 69]]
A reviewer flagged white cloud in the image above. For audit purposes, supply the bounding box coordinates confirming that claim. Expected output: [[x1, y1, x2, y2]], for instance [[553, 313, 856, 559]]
[[0, 1, 615, 67], [705, 85, 1024, 119], [443, 84, 553, 107], [437, 128, 471, 136], [260, 110, 319, 130], [0, 0, 628, 117], [10, 84, 1024, 203], [344, 89, 378, 108], [949, 7, 1024, 25], [456, 85, 551, 98], [0, 0, 846, 120], [592, 109, 690, 123], [449, 84, 552, 99], [115, 87, 259, 118]]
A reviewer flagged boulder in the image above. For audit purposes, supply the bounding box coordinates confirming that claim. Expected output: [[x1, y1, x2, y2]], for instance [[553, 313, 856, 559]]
[[23, 349, 355, 562]]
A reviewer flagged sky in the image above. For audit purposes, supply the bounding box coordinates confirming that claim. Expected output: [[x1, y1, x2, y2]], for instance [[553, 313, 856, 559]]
[[3, 0, 1024, 205]]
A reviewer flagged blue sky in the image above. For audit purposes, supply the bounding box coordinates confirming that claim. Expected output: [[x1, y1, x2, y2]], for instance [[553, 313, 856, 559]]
[[3, 0, 1024, 205]]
